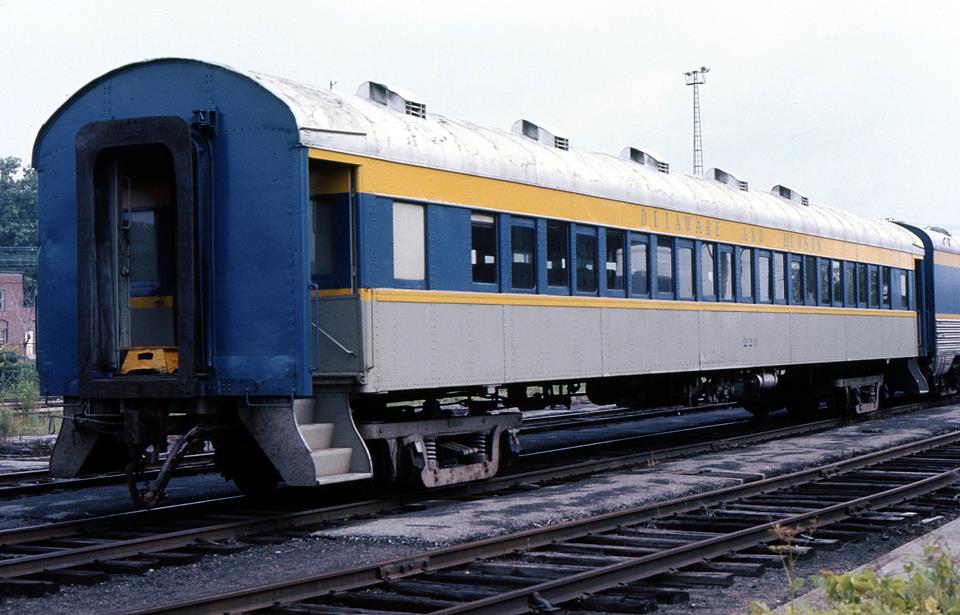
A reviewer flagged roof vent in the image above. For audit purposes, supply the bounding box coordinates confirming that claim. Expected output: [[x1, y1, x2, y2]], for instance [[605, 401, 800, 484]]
[[357, 81, 426, 118], [708, 168, 748, 192], [620, 147, 669, 174], [772, 184, 809, 206], [928, 226, 953, 237], [512, 120, 569, 151]]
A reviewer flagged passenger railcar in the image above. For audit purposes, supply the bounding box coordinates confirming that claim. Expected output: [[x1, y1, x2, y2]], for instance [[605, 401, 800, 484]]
[[33, 59, 941, 503]]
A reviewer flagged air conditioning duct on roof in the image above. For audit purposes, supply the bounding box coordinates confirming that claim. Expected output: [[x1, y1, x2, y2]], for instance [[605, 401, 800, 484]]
[[357, 81, 426, 118], [620, 147, 669, 174], [512, 120, 569, 151], [708, 168, 749, 192], [772, 184, 809, 206]]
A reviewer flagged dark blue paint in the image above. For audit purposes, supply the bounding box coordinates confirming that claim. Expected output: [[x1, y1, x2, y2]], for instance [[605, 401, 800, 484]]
[[34, 60, 309, 397]]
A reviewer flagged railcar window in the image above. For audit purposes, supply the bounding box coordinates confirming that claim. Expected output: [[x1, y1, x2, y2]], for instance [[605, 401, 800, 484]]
[[657, 236, 674, 295], [773, 252, 785, 302], [789, 259, 803, 304], [701, 243, 716, 299], [818, 260, 830, 305], [510, 224, 536, 290], [311, 199, 335, 277], [392, 202, 425, 281], [758, 253, 771, 302], [844, 262, 856, 306], [630, 237, 649, 295], [678, 244, 694, 299], [857, 263, 868, 305], [881, 267, 891, 307], [832, 260, 842, 305], [898, 269, 909, 309], [869, 266, 880, 307], [739, 248, 753, 300], [546, 221, 569, 288], [471, 213, 497, 284], [804, 256, 817, 304], [576, 233, 597, 293], [605, 230, 625, 291], [719, 249, 734, 301]]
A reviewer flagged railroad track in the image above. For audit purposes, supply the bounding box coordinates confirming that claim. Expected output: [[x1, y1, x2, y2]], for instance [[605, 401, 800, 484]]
[[0, 398, 945, 598], [0, 453, 216, 499], [135, 428, 960, 614], [518, 401, 739, 434]]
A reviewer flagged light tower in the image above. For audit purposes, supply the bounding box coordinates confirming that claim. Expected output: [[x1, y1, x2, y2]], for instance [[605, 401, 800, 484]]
[[684, 66, 710, 175]]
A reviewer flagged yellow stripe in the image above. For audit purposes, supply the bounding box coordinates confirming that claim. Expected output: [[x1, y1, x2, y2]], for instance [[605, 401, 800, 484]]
[[934, 251, 960, 268], [937, 313, 960, 320], [308, 149, 917, 269], [130, 295, 174, 308], [314, 287, 915, 318]]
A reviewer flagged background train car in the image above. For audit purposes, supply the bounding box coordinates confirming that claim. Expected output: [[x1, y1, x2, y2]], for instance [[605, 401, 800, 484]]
[[897, 224, 960, 393], [33, 58, 930, 502]]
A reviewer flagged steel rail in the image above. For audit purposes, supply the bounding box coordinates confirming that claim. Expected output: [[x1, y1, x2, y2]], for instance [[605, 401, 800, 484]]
[[519, 401, 738, 434], [0, 413, 836, 578], [128, 427, 960, 615]]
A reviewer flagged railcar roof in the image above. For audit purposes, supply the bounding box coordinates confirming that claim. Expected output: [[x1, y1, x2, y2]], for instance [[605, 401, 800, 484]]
[[37, 58, 923, 255]]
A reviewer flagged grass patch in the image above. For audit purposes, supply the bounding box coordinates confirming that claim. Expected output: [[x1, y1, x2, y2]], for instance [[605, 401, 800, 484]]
[[750, 545, 960, 614]]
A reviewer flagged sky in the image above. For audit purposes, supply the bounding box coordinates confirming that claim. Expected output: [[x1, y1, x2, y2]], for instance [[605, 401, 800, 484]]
[[1, 0, 957, 230]]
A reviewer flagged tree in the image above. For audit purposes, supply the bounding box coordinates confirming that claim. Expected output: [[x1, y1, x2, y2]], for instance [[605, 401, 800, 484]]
[[0, 157, 38, 248]]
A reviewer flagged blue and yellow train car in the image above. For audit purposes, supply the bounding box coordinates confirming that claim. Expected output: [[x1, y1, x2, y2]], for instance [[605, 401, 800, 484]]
[[33, 59, 938, 502]]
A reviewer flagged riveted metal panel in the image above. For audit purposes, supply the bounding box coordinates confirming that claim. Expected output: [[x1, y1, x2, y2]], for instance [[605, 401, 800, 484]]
[[503, 305, 603, 381], [697, 310, 788, 369], [600, 308, 699, 374]]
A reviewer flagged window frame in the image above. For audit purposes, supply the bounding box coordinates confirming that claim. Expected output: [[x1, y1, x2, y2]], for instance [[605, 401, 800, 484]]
[[881, 266, 892, 309], [544, 219, 571, 295], [843, 261, 856, 308], [868, 264, 880, 309], [676, 238, 696, 301], [603, 228, 627, 297], [831, 259, 843, 308], [508, 217, 537, 293], [788, 254, 804, 306], [698, 241, 717, 302], [470, 211, 499, 290], [736, 246, 755, 303], [756, 249, 773, 304], [628, 232, 651, 298], [856, 262, 868, 308], [803, 254, 817, 306], [818, 258, 831, 306], [654, 235, 675, 300], [717, 244, 736, 303], [772, 251, 787, 305], [573, 225, 599, 296], [391, 201, 427, 288]]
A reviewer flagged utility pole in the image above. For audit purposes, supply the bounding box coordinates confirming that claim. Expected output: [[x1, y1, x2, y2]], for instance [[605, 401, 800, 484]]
[[684, 66, 710, 175]]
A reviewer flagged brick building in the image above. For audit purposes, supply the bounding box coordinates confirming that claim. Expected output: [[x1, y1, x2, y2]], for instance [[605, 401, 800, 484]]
[[0, 274, 35, 359]]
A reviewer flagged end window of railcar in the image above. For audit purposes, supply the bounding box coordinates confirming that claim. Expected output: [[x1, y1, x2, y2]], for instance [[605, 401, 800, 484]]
[[605, 229, 625, 292], [471, 213, 497, 285], [804, 255, 817, 305], [677, 241, 694, 300], [831, 260, 843, 307], [510, 223, 536, 290], [868, 265, 880, 308], [739, 248, 753, 301], [844, 262, 856, 306], [311, 198, 335, 278], [546, 221, 569, 288], [818, 259, 831, 305], [700, 243, 716, 300], [393, 202, 426, 281], [575, 231, 598, 293], [788, 257, 803, 305], [881, 266, 891, 308], [857, 263, 868, 306], [630, 235, 650, 296], [656, 236, 674, 297], [898, 269, 909, 309], [757, 251, 772, 303], [773, 252, 786, 302], [719, 246, 735, 301]]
